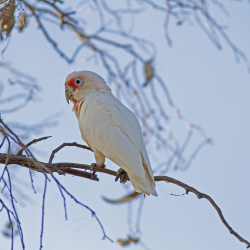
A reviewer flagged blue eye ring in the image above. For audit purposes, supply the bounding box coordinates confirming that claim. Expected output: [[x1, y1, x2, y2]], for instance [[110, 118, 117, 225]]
[[75, 78, 84, 87]]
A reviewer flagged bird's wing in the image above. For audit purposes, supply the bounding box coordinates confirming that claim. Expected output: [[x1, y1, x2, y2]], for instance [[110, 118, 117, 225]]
[[109, 96, 154, 177], [78, 93, 149, 178]]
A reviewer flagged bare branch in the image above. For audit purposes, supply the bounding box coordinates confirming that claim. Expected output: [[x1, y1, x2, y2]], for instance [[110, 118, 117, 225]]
[[48, 142, 93, 164], [0, 153, 99, 180], [155, 176, 250, 248], [0, 152, 249, 248]]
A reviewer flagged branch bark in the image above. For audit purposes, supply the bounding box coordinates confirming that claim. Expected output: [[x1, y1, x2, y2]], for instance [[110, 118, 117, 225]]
[[0, 152, 249, 248]]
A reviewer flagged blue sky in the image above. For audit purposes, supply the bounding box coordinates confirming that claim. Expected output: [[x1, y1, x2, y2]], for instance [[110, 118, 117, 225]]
[[1, 1, 250, 250]]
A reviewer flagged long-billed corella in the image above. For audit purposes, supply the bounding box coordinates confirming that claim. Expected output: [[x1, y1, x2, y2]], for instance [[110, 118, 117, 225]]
[[65, 71, 157, 196]]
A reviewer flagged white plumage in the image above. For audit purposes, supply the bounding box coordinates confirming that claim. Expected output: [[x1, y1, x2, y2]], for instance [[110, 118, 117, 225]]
[[65, 71, 157, 196]]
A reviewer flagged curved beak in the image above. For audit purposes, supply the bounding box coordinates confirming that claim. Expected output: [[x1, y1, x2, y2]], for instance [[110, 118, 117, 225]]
[[65, 85, 75, 104]]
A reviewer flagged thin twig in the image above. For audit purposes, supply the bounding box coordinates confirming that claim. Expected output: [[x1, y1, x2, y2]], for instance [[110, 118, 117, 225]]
[[16, 136, 52, 156], [51, 174, 113, 242], [48, 142, 93, 164], [40, 175, 48, 250]]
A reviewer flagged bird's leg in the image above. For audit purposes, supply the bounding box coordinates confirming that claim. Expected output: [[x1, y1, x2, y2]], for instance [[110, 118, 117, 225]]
[[115, 168, 129, 184], [89, 149, 106, 179]]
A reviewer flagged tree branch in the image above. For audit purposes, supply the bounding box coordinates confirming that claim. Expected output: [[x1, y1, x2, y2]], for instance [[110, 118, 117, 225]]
[[0, 153, 99, 181], [155, 176, 250, 248], [48, 142, 92, 164], [0, 152, 249, 248]]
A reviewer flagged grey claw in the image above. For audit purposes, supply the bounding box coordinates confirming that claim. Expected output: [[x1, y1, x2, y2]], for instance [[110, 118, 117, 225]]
[[90, 163, 97, 180], [115, 168, 129, 184]]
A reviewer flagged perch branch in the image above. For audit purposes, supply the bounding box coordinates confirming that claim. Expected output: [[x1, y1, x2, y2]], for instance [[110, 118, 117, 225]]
[[0, 152, 249, 248]]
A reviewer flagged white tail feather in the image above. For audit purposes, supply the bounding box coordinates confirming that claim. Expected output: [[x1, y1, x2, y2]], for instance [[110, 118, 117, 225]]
[[129, 175, 157, 196]]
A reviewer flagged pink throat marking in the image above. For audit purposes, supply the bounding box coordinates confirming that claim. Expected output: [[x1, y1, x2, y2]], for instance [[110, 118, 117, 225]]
[[73, 100, 83, 117]]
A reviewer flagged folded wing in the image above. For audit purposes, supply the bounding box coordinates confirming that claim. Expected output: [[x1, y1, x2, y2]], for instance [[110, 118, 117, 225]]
[[79, 93, 157, 196]]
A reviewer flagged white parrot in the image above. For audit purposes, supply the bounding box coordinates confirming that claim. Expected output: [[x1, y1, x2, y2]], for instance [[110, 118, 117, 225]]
[[65, 71, 157, 196]]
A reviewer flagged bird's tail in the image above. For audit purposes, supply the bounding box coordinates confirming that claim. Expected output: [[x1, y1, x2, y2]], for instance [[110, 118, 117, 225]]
[[130, 175, 157, 196]]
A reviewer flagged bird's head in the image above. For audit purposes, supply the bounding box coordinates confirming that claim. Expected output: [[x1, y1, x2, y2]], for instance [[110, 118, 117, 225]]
[[65, 71, 111, 104]]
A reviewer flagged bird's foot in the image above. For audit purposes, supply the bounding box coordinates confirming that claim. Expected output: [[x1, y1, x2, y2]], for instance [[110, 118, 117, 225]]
[[90, 163, 98, 180], [115, 168, 129, 184], [90, 163, 106, 179]]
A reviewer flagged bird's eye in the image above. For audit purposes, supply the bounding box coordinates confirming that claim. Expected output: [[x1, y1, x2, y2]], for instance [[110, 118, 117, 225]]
[[75, 78, 84, 87]]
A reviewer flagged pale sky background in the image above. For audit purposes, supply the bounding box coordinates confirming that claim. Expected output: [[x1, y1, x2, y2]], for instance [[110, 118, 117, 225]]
[[1, 1, 250, 250]]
